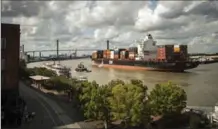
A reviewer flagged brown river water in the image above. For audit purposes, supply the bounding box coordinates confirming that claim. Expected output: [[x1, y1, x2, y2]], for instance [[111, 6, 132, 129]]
[[27, 59, 218, 108]]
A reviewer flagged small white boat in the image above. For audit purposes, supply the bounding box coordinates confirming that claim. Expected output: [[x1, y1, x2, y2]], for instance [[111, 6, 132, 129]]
[[72, 76, 88, 81], [78, 76, 88, 81]]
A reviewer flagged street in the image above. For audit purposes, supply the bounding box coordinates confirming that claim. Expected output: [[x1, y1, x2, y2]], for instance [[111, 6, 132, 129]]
[[18, 82, 73, 129]]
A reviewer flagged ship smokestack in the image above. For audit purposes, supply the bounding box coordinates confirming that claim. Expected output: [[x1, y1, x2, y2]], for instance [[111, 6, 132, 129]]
[[107, 40, 109, 50]]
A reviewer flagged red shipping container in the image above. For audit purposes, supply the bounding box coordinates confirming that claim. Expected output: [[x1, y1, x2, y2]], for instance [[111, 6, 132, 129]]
[[107, 51, 111, 59], [157, 47, 166, 60], [103, 50, 111, 58], [114, 54, 119, 59]]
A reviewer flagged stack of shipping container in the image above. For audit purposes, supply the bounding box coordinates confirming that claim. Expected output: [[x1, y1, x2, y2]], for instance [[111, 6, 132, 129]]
[[92, 51, 97, 59], [120, 50, 125, 59], [97, 50, 104, 59], [164, 45, 174, 61], [173, 45, 188, 61], [118, 49, 126, 59], [120, 50, 129, 59], [179, 45, 188, 61], [103, 50, 111, 59], [156, 45, 188, 62], [128, 47, 137, 60], [156, 45, 174, 61], [114, 49, 119, 59], [157, 46, 166, 61], [110, 50, 114, 59], [93, 44, 188, 62]]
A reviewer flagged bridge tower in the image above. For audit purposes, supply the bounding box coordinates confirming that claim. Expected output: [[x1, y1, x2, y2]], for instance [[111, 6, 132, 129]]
[[57, 39, 59, 60], [39, 52, 41, 58]]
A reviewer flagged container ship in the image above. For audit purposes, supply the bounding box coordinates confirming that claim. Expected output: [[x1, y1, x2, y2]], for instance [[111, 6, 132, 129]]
[[91, 34, 200, 72]]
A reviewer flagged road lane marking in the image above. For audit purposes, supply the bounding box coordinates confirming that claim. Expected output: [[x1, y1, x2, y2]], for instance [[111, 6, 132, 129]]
[[34, 96, 57, 126], [25, 86, 72, 124], [20, 85, 57, 126]]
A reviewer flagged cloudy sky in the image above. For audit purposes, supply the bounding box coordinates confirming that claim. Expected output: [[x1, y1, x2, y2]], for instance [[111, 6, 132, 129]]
[[2, 0, 218, 55]]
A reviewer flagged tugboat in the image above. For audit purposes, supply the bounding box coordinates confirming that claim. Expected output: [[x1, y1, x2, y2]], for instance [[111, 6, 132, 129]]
[[75, 62, 91, 72]]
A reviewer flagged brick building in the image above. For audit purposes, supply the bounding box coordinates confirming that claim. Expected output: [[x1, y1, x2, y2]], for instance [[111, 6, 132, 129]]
[[1, 23, 20, 98]]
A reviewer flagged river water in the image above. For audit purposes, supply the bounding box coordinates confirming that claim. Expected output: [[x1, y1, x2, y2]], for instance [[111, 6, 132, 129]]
[[27, 59, 218, 108]]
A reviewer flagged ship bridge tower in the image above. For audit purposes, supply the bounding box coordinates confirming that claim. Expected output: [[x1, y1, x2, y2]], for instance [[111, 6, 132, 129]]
[[137, 34, 157, 59], [142, 34, 157, 51]]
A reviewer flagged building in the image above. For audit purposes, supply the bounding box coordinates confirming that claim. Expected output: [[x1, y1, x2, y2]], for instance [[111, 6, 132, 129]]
[[1, 23, 20, 99], [20, 44, 24, 59], [20, 44, 28, 62]]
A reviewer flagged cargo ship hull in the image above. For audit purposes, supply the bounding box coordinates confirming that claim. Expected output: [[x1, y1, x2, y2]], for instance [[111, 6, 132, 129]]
[[92, 59, 200, 72]]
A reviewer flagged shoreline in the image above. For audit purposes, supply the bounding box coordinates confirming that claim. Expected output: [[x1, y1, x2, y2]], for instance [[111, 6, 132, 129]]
[[24, 79, 215, 113]]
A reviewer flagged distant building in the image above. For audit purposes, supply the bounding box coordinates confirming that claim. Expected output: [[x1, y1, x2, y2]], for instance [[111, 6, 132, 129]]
[[1, 23, 20, 98], [20, 44, 24, 59], [20, 44, 28, 62]]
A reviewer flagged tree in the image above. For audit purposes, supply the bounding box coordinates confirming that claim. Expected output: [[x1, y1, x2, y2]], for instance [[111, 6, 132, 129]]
[[130, 79, 151, 127], [95, 86, 112, 129], [78, 81, 112, 129], [79, 81, 100, 119], [108, 79, 125, 87], [19, 59, 27, 69], [109, 82, 149, 127], [19, 59, 29, 79], [130, 79, 148, 93], [43, 76, 72, 92], [148, 82, 187, 116], [32, 67, 57, 77]]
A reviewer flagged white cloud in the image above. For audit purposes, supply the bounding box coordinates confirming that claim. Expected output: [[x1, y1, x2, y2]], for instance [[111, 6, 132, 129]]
[[2, 1, 218, 54]]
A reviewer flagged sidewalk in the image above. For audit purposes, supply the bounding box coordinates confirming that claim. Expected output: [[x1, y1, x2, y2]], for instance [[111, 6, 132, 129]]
[[21, 81, 96, 129], [29, 82, 84, 122]]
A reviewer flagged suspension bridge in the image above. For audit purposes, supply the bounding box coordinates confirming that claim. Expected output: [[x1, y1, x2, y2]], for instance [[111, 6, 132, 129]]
[[21, 39, 98, 63], [21, 35, 133, 63]]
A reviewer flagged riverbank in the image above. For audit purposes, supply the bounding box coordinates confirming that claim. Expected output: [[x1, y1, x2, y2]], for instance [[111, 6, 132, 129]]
[[19, 62, 216, 129], [27, 59, 218, 107], [21, 78, 213, 129], [21, 80, 98, 129]]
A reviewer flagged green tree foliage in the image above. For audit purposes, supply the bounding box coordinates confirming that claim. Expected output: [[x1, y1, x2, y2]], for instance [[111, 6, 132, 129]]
[[19, 65, 190, 128], [19, 59, 29, 79], [130, 79, 148, 93], [79, 81, 100, 119], [78, 81, 112, 129], [20, 66, 57, 78], [148, 82, 187, 116], [43, 76, 72, 92], [19, 59, 27, 69], [94, 86, 111, 127], [28, 67, 57, 77], [109, 82, 149, 127], [108, 79, 125, 87]]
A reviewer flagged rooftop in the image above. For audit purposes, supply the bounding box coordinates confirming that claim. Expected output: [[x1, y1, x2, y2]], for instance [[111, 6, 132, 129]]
[[29, 75, 50, 81]]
